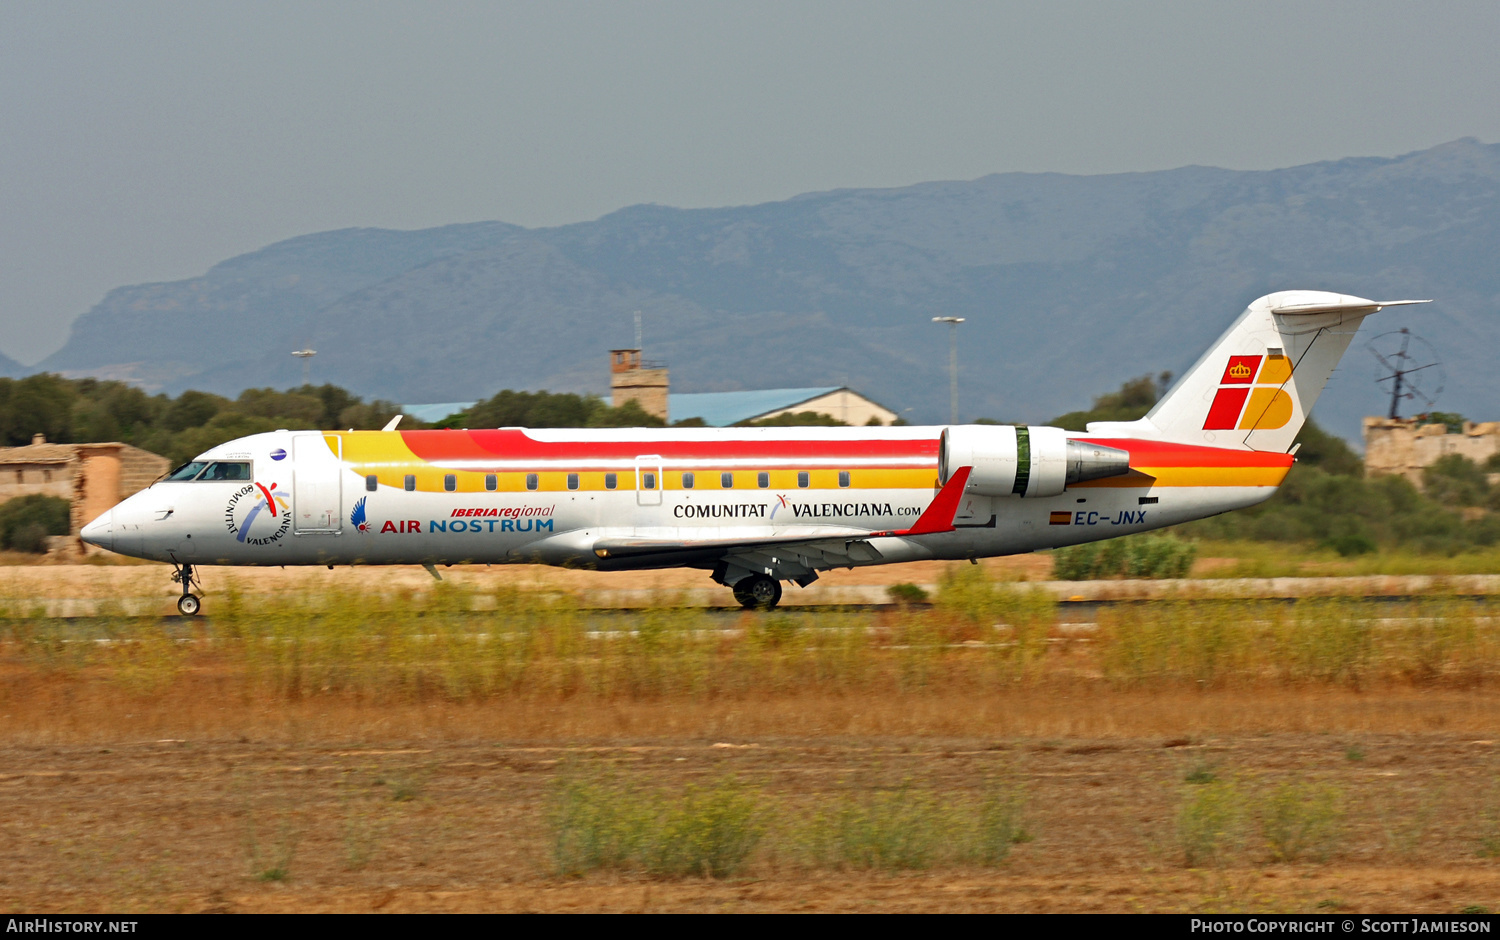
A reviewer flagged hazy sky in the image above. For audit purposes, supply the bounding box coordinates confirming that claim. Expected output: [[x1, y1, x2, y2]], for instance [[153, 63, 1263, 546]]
[[3, 0, 1499, 364]]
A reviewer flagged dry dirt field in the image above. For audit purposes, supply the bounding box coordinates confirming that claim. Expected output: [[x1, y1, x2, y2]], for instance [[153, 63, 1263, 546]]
[[4, 563, 1500, 913], [3, 694, 1500, 913]]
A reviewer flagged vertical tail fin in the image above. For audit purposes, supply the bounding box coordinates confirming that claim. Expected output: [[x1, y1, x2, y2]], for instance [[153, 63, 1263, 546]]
[[1092, 291, 1429, 452]]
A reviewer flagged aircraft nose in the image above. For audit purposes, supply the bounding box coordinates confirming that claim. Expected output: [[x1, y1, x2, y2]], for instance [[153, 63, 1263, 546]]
[[80, 509, 113, 551]]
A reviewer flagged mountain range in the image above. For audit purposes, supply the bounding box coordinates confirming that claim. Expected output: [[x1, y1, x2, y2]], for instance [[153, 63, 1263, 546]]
[[29, 138, 1500, 443]]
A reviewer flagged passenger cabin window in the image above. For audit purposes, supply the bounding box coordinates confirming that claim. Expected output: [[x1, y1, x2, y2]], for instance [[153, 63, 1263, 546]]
[[404, 474, 416, 492], [444, 474, 457, 492], [839, 470, 851, 488], [721, 472, 733, 488], [643, 472, 657, 490], [797, 471, 810, 488], [166, 461, 208, 481], [526, 473, 539, 491], [365, 474, 378, 492], [485, 474, 497, 491], [567, 473, 579, 490], [758, 472, 769, 488], [199, 461, 251, 481], [682, 472, 695, 489], [605, 472, 617, 490]]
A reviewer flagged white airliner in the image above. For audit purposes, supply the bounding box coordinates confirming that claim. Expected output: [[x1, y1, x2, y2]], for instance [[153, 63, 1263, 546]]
[[81, 291, 1424, 614]]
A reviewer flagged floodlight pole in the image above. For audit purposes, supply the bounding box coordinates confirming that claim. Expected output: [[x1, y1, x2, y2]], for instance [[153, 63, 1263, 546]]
[[932, 317, 965, 424], [291, 349, 316, 386]]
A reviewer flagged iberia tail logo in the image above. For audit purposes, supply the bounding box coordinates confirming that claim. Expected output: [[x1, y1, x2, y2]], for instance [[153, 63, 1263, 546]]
[[1203, 353, 1295, 431]]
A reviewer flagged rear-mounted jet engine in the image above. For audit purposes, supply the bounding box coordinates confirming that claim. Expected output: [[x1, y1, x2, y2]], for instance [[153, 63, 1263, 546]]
[[939, 425, 1131, 498]]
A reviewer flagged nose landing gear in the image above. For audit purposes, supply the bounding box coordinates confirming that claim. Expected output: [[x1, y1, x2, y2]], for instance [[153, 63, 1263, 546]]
[[172, 563, 202, 617]]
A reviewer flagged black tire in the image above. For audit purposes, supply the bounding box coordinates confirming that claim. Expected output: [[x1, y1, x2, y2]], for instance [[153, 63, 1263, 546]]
[[733, 575, 782, 610], [177, 594, 201, 617]]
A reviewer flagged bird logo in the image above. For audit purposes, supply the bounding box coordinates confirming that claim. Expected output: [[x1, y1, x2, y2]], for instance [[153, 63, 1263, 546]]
[[351, 496, 370, 533]]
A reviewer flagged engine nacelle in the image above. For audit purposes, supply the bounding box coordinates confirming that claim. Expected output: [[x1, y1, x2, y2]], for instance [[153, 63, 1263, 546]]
[[939, 425, 1132, 498]]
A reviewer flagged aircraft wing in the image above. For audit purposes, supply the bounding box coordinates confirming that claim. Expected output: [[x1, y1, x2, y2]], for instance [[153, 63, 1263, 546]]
[[590, 467, 974, 578], [591, 528, 875, 560]]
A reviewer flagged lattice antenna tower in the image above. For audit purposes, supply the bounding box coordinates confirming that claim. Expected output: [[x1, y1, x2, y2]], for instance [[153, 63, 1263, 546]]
[[1366, 327, 1444, 420]]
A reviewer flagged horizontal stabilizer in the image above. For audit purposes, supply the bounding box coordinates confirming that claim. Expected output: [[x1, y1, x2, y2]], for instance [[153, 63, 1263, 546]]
[[1270, 297, 1431, 316]]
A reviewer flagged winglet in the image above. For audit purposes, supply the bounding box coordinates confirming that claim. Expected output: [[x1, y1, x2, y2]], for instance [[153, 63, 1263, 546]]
[[871, 466, 972, 538]]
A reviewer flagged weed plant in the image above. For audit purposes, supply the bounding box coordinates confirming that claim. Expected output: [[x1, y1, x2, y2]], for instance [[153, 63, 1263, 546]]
[[1177, 779, 1244, 867], [550, 773, 762, 878], [3, 572, 1500, 704], [549, 770, 1030, 877], [1052, 533, 1197, 580], [1256, 781, 1345, 862]]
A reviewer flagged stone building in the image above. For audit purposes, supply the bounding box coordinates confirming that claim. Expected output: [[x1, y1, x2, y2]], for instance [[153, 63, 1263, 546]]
[[1363, 416, 1500, 485], [0, 434, 170, 551], [607, 350, 899, 427], [609, 349, 671, 422]]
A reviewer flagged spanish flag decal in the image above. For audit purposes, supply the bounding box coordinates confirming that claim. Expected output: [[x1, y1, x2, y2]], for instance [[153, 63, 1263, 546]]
[[1049, 511, 1071, 525]]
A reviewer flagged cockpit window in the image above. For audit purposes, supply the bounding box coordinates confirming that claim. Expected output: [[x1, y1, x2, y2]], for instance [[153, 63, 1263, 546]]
[[198, 461, 252, 481], [165, 461, 208, 481]]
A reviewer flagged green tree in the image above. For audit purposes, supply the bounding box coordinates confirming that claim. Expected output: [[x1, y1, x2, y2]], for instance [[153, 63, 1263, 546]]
[[1423, 454, 1489, 507], [0, 495, 71, 552], [1290, 419, 1363, 477], [1050, 372, 1171, 430], [0, 374, 78, 444], [464, 389, 667, 429], [742, 411, 849, 427]]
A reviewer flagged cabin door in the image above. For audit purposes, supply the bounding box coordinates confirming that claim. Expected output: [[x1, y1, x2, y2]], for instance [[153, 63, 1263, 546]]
[[292, 433, 343, 534], [635, 455, 663, 507]]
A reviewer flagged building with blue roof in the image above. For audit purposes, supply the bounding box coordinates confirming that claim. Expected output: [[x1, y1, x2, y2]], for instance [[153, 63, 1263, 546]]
[[668, 386, 896, 427]]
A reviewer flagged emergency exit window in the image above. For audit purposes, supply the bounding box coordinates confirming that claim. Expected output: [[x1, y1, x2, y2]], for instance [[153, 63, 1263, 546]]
[[643, 472, 657, 490]]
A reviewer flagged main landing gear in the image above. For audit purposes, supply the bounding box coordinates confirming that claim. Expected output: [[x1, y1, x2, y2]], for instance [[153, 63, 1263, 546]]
[[172, 563, 202, 617], [732, 575, 782, 611]]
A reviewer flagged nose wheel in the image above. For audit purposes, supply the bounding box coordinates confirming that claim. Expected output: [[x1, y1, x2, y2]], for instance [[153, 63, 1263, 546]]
[[732, 575, 782, 610], [171, 562, 202, 617]]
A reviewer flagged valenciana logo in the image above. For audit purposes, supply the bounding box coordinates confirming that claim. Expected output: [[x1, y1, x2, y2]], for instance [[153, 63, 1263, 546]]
[[225, 482, 290, 545], [1203, 353, 1295, 431]]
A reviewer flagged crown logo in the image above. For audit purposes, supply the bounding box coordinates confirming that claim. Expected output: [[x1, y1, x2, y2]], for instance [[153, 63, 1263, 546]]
[[1228, 362, 1252, 378]]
